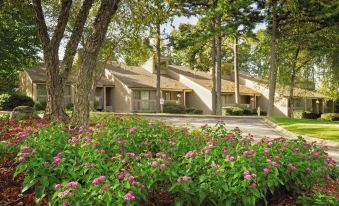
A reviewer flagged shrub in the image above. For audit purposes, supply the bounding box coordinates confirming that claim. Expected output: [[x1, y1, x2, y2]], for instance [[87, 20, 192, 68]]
[[320, 113, 339, 121], [293, 110, 319, 119], [243, 108, 255, 115], [13, 116, 333, 206], [163, 102, 186, 114], [222, 106, 244, 115], [297, 192, 338, 206], [0, 113, 9, 121], [34, 101, 47, 111], [0, 93, 34, 110], [186, 108, 203, 115]]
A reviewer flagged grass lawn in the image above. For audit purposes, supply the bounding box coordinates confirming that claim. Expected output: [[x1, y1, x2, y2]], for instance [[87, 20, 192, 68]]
[[269, 117, 339, 142]]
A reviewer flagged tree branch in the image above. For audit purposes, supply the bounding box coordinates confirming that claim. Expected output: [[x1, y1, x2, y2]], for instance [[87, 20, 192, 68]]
[[61, 0, 95, 78], [50, 0, 72, 51], [31, 0, 50, 51]]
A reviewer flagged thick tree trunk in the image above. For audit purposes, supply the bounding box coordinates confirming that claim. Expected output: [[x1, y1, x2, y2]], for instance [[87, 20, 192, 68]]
[[211, 37, 216, 115], [233, 37, 240, 105], [155, 22, 161, 113], [215, 17, 222, 115], [289, 46, 300, 118], [71, 0, 120, 128], [32, 0, 94, 121], [267, 0, 278, 117]]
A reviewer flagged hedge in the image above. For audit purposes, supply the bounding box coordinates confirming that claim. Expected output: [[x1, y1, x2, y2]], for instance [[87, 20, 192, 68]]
[[293, 110, 319, 119], [320, 113, 339, 121], [222, 106, 244, 115], [0, 93, 34, 110]]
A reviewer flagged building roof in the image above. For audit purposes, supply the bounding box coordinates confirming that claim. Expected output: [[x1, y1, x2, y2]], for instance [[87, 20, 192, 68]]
[[238, 71, 329, 99], [106, 62, 191, 91], [168, 65, 260, 95], [25, 65, 114, 86]]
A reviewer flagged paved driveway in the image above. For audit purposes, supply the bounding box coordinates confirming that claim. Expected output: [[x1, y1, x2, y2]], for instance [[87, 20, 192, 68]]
[[145, 116, 282, 139], [144, 115, 339, 163]]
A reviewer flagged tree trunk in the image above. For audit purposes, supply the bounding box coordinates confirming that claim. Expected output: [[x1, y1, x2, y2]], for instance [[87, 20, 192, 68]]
[[289, 46, 300, 118], [155, 22, 161, 113], [71, 0, 120, 128], [32, 0, 94, 121], [215, 17, 222, 115], [211, 37, 217, 115], [267, 0, 278, 117], [233, 36, 240, 105]]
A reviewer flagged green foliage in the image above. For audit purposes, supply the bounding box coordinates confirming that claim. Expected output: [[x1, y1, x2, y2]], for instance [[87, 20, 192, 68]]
[[0, 113, 9, 121], [34, 101, 47, 111], [14, 116, 333, 205], [0, 93, 34, 110], [320, 113, 339, 121], [66, 103, 74, 111], [163, 102, 186, 114], [293, 110, 319, 119], [185, 108, 203, 115], [297, 192, 338, 206], [0, 0, 40, 93], [222, 106, 244, 115]]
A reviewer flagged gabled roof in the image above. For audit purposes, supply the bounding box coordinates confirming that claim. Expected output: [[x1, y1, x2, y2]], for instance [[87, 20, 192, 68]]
[[106, 62, 191, 91], [238, 71, 329, 99], [168, 65, 260, 95], [25, 65, 114, 86]]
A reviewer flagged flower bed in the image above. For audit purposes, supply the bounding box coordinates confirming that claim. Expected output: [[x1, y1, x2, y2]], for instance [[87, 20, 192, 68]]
[[11, 115, 337, 205]]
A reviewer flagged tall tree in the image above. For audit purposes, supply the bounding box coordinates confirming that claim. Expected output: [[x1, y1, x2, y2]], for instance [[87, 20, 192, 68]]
[[0, 0, 40, 93], [71, 0, 120, 127], [32, 0, 95, 120]]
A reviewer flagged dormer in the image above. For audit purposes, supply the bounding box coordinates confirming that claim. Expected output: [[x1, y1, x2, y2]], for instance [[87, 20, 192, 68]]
[[142, 55, 170, 74]]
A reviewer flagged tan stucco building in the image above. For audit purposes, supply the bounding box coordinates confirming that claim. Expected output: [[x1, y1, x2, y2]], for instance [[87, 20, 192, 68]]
[[19, 57, 335, 116]]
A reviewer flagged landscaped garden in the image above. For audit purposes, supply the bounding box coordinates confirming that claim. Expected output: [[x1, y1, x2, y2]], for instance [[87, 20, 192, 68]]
[[0, 115, 338, 205], [269, 117, 339, 142]]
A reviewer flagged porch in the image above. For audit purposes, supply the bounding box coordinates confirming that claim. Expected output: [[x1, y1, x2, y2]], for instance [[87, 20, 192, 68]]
[[221, 93, 257, 109], [94, 86, 114, 111], [288, 97, 335, 116]]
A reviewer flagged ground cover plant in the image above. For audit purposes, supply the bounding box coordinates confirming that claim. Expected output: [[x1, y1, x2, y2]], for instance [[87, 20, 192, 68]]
[[269, 117, 339, 142], [2, 115, 338, 205]]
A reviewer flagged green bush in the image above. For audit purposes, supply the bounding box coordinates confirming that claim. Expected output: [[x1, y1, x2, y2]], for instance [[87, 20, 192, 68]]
[[222, 106, 244, 115], [320, 113, 339, 121], [243, 108, 256, 115], [14, 116, 333, 205], [0, 113, 9, 121], [186, 108, 203, 115], [163, 102, 186, 114], [293, 110, 319, 119], [0, 93, 34, 110], [34, 101, 47, 111], [297, 192, 338, 206]]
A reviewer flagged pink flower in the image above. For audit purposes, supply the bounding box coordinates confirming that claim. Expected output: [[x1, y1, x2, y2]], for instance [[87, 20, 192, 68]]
[[160, 164, 166, 171], [263, 149, 270, 155], [182, 176, 192, 181], [177, 177, 183, 183], [314, 152, 321, 157], [57, 152, 65, 157], [63, 201, 70, 206], [244, 174, 252, 180], [263, 168, 270, 174], [271, 161, 279, 167], [124, 191, 135, 201], [215, 170, 221, 174], [140, 184, 145, 190], [21, 146, 30, 153], [151, 161, 158, 167], [66, 181, 79, 188], [251, 182, 257, 187], [118, 175, 124, 180], [294, 147, 300, 153], [53, 157, 61, 164], [98, 176, 106, 182], [92, 178, 100, 185], [223, 148, 228, 153], [131, 180, 137, 186], [55, 184, 61, 190], [129, 127, 137, 134], [18, 157, 25, 163], [102, 185, 108, 191], [286, 169, 291, 174]]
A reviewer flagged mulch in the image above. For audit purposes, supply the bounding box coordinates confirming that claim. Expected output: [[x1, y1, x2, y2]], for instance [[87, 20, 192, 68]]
[[0, 119, 337, 206]]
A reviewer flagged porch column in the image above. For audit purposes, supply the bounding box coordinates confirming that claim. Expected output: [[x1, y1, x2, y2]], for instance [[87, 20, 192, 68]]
[[183, 91, 186, 107], [254, 95, 257, 108], [304, 97, 307, 111], [103, 86, 106, 111], [322, 99, 325, 113]]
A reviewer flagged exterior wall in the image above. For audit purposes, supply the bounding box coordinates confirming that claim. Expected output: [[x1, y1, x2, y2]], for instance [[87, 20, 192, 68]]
[[240, 77, 288, 116], [167, 69, 212, 114], [141, 58, 155, 74], [19, 71, 34, 99], [113, 78, 132, 113]]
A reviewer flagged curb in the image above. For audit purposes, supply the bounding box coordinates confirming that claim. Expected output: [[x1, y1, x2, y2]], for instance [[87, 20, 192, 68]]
[[111, 112, 263, 119], [263, 118, 339, 148]]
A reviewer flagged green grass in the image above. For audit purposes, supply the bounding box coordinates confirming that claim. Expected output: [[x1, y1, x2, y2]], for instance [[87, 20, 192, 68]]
[[269, 117, 339, 142]]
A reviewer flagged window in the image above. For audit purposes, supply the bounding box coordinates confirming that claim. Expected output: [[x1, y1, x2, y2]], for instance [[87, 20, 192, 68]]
[[133, 90, 156, 112], [293, 98, 304, 108], [37, 84, 47, 102]]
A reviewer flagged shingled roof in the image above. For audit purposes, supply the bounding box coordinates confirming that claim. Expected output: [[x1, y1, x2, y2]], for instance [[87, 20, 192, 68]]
[[168, 65, 260, 95], [106, 62, 191, 91], [25, 65, 114, 86]]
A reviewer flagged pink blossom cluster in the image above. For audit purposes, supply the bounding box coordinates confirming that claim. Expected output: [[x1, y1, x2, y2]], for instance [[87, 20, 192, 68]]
[[226, 155, 235, 161], [83, 162, 96, 168], [243, 170, 256, 180], [58, 190, 74, 199], [124, 190, 135, 201], [92, 176, 106, 185], [68, 136, 81, 144], [185, 150, 197, 158], [177, 176, 192, 183], [243, 150, 255, 156]]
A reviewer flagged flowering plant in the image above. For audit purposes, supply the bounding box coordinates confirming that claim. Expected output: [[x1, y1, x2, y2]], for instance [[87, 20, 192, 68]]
[[14, 115, 335, 205]]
